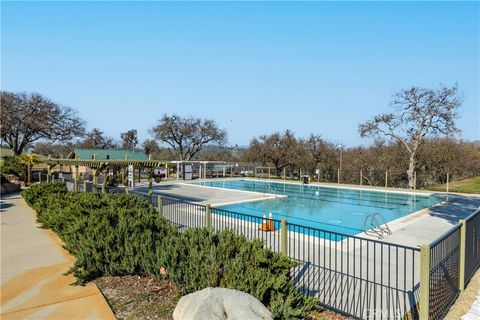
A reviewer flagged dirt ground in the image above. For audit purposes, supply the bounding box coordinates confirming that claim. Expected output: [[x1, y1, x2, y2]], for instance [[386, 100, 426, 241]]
[[94, 275, 351, 320], [445, 268, 480, 320], [94, 275, 180, 320]]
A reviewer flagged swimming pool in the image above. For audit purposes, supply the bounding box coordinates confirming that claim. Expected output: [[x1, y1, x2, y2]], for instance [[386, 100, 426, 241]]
[[193, 179, 444, 236]]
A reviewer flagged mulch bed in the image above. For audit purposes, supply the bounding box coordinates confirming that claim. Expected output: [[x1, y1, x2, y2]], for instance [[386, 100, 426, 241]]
[[95, 275, 351, 320], [94, 275, 180, 320]]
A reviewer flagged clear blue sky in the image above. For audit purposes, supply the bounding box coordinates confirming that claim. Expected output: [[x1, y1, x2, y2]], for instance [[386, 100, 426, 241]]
[[2, 1, 479, 147]]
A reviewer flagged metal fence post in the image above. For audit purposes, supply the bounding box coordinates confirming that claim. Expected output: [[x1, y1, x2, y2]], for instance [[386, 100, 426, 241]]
[[414, 171, 417, 190], [83, 181, 87, 193], [419, 244, 431, 320], [337, 169, 340, 184], [157, 195, 163, 215], [459, 219, 467, 292], [206, 204, 211, 230], [39, 172, 42, 183], [360, 169, 363, 186], [74, 180, 78, 192], [385, 170, 388, 188], [447, 172, 450, 192], [281, 219, 288, 255]]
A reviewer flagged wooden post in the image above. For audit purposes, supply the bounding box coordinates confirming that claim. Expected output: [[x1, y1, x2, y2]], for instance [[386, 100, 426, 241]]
[[205, 204, 211, 230], [459, 219, 467, 292], [92, 169, 98, 193], [281, 219, 288, 255], [419, 245, 431, 320], [385, 170, 388, 188], [157, 195, 163, 215], [102, 168, 107, 193], [446, 172, 450, 193], [47, 165, 52, 182], [74, 165, 79, 192], [147, 168, 153, 197], [360, 169, 363, 186]]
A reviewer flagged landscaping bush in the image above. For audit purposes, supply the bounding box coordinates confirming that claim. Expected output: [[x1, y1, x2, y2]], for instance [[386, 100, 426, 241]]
[[160, 228, 315, 318], [21, 183, 315, 319], [21, 181, 68, 206]]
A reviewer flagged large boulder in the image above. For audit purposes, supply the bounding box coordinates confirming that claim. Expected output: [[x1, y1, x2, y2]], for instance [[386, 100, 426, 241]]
[[173, 287, 273, 320]]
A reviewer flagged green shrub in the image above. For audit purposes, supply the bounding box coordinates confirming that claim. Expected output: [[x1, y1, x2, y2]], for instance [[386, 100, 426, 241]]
[[0, 155, 24, 177], [21, 182, 67, 206], [22, 182, 315, 319], [160, 228, 315, 318]]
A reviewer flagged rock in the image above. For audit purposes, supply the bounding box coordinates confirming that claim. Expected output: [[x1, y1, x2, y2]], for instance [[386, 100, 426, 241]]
[[173, 287, 273, 320]]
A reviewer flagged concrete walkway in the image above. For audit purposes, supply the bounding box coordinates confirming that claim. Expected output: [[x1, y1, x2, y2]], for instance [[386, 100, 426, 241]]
[[0, 193, 115, 320]]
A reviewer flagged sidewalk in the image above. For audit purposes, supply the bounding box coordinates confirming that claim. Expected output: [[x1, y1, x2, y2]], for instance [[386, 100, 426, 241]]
[[0, 192, 116, 320]]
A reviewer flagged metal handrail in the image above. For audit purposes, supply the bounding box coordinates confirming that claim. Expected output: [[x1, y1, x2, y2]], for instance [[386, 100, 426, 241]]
[[363, 212, 393, 239]]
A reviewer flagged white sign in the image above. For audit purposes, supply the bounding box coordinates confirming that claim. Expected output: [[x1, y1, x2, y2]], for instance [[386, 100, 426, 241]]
[[128, 165, 135, 188]]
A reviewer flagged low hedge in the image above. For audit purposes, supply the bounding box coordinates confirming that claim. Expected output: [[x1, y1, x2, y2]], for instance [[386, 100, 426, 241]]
[[21, 183, 315, 319]]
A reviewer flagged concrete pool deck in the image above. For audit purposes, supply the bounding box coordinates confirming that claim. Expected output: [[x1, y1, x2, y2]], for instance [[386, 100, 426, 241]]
[[132, 181, 284, 206]]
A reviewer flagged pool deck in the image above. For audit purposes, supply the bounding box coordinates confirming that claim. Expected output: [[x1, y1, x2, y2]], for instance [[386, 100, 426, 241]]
[[131, 181, 283, 206]]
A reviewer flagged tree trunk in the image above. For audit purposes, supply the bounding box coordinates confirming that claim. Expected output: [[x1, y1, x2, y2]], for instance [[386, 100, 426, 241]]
[[407, 156, 415, 189]]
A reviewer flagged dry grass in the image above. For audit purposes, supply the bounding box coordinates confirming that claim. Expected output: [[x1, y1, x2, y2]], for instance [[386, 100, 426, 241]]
[[444, 268, 480, 320]]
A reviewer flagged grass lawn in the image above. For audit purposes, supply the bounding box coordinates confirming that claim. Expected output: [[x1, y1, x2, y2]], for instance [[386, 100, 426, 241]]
[[429, 176, 480, 194]]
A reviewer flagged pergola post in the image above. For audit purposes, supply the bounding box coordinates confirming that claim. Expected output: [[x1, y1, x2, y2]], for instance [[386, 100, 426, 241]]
[[147, 168, 153, 197], [101, 167, 108, 193], [47, 164, 53, 183], [92, 168, 98, 193], [74, 165, 79, 191]]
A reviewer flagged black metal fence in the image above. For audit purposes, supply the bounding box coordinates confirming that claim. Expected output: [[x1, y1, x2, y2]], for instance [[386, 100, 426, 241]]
[[286, 223, 420, 319], [464, 210, 480, 287], [428, 225, 461, 320], [44, 180, 480, 319]]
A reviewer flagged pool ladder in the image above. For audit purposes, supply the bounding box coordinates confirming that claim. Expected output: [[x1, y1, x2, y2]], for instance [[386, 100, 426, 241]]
[[362, 213, 392, 239]]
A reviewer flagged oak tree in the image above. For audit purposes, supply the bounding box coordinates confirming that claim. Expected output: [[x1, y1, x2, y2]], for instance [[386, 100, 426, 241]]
[[359, 85, 461, 188]]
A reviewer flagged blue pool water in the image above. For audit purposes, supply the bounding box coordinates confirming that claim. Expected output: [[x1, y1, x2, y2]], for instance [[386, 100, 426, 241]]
[[193, 180, 444, 236]]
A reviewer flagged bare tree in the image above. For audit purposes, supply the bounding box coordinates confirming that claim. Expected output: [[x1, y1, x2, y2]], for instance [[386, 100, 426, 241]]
[[246, 130, 298, 175], [359, 85, 461, 188], [120, 129, 138, 150], [79, 128, 116, 149], [0, 92, 86, 155], [150, 114, 227, 161]]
